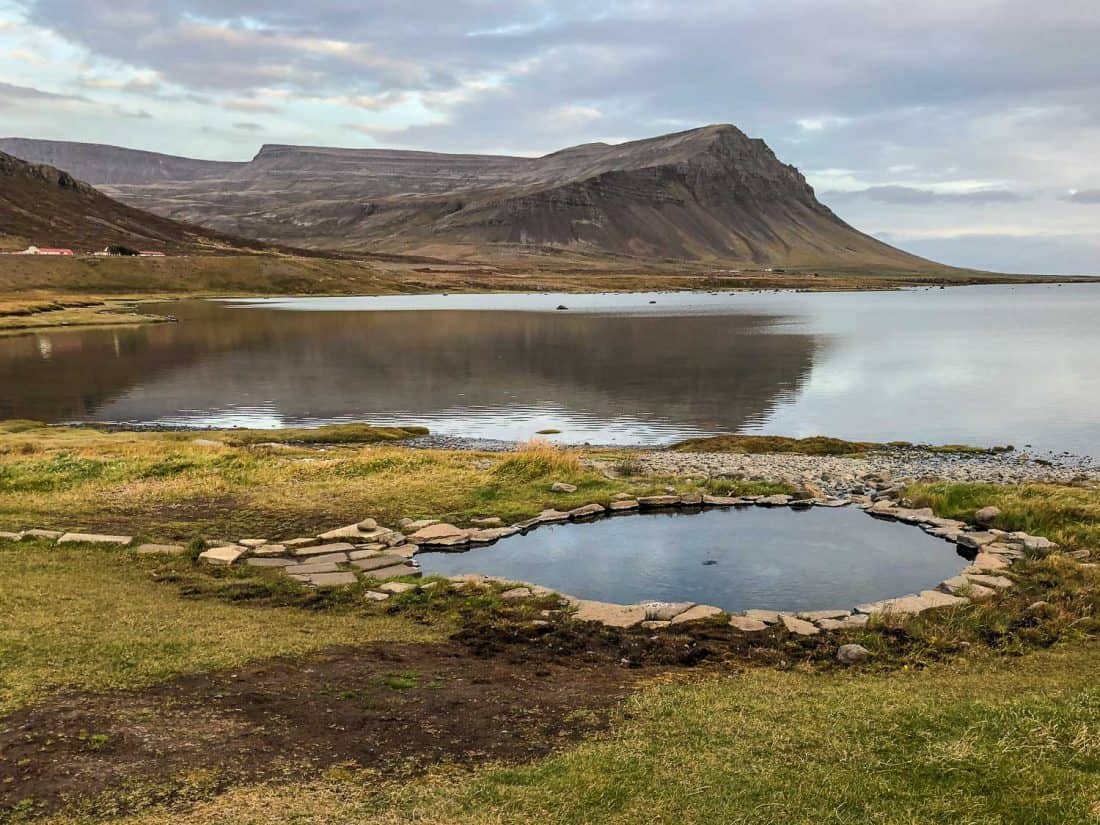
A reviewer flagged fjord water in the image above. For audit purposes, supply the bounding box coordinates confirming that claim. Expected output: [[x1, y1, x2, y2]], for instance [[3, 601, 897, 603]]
[[417, 507, 970, 613], [1, 283, 1097, 457]]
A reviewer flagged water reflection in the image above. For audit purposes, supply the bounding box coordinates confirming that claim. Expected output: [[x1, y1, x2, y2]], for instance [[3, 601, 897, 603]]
[[1, 284, 1097, 455]]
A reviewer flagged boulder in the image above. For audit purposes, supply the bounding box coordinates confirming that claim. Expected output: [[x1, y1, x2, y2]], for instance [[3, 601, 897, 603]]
[[299, 551, 349, 565], [937, 576, 996, 600], [669, 604, 724, 625], [401, 519, 439, 531], [357, 517, 378, 530], [963, 573, 1014, 589], [22, 529, 64, 540], [0, 531, 23, 541], [514, 509, 570, 530], [680, 493, 704, 506], [974, 506, 1001, 526], [836, 644, 871, 665], [57, 532, 133, 546], [283, 537, 321, 549]]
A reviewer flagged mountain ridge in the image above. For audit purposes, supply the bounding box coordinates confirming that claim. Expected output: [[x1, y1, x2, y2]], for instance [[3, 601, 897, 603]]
[[0, 125, 936, 268]]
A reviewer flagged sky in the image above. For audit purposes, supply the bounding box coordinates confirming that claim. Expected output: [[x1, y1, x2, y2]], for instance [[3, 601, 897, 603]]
[[1, 0, 1099, 274]]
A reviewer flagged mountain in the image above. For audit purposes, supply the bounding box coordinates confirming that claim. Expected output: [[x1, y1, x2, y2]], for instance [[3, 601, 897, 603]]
[[0, 150, 265, 254], [1, 126, 934, 268]]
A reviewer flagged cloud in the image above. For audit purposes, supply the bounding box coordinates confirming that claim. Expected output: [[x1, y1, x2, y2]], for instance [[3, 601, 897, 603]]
[[0, 80, 85, 104], [1063, 189, 1100, 204], [824, 185, 1027, 205], [232, 121, 262, 131]]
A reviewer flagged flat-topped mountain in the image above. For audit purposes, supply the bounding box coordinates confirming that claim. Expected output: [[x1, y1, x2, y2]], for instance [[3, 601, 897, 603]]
[[0, 150, 264, 254], [1, 126, 934, 268]]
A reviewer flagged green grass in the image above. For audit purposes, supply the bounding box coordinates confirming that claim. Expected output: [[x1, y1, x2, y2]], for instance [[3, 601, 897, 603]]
[[81, 644, 1100, 825], [671, 434, 1007, 455], [219, 423, 429, 446], [0, 542, 438, 715]]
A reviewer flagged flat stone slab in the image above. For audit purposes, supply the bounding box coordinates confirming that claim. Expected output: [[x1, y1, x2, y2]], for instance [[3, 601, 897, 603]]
[[817, 615, 870, 631], [939, 577, 997, 600], [608, 499, 639, 511], [795, 609, 851, 622], [135, 543, 187, 555], [781, 614, 820, 635], [292, 542, 355, 558], [293, 571, 358, 587], [756, 494, 793, 507], [297, 551, 348, 565], [408, 523, 468, 542], [238, 538, 269, 548], [199, 546, 243, 565], [364, 590, 391, 602], [701, 495, 746, 506], [680, 493, 703, 506], [361, 563, 421, 580], [0, 531, 23, 541], [252, 544, 287, 556], [637, 495, 681, 508], [856, 589, 968, 616], [967, 552, 1011, 571], [514, 509, 570, 530], [289, 561, 342, 575], [283, 537, 321, 549], [400, 519, 439, 531], [728, 616, 768, 632], [568, 503, 606, 519], [964, 573, 1014, 589], [245, 557, 298, 568], [744, 609, 781, 624], [380, 581, 415, 594], [351, 554, 409, 572], [468, 526, 520, 543], [22, 529, 64, 540], [957, 531, 998, 549], [572, 599, 646, 628], [57, 532, 133, 546], [812, 498, 850, 508], [669, 604, 724, 625], [501, 586, 533, 599]]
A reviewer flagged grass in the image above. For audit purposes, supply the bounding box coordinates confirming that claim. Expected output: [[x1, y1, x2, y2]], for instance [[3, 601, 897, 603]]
[[0, 542, 438, 715], [62, 643, 1099, 825], [671, 434, 1010, 455], [0, 426, 778, 539]]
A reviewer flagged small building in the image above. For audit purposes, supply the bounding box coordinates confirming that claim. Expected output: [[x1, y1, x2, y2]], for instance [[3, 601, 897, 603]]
[[138, 251, 166, 257], [17, 246, 74, 256]]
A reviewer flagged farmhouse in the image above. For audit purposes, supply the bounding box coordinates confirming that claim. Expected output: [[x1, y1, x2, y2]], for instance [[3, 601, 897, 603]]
[[15, 245, 74, 255]]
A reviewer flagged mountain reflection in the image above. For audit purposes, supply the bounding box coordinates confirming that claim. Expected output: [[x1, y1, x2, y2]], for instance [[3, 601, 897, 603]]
[[0, 300, 819, 439]]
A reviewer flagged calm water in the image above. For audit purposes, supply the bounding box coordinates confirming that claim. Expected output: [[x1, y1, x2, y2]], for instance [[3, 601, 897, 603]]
[[417, 507, 970, 612], [2, 283, 1098, 455]]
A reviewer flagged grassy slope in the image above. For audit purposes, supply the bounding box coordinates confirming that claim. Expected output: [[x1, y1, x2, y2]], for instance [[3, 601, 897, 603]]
[[66, 644, 1099, 825]]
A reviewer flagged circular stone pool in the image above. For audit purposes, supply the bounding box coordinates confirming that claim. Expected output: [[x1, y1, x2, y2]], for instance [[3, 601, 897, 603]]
[[416, 507, 970, 613]]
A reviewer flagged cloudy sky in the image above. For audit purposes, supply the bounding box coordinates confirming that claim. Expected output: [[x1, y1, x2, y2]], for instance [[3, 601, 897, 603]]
[[1, 0, 1099, 273]]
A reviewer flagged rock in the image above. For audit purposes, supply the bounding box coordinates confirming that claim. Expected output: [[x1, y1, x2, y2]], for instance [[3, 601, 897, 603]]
[[514, 509, 570, 529], [641, 601, 696, 621], [252, 544, 287, 556], [669, 604, 724, 625], [238, 538, 269, 548], [289, 561, 342, 575], [362, 564, 421, 580], [357, 517, 378, 531], [408, 523, 469, 543], [744, 609, 781, 624], [22, 529, 64, 540], [937, 576, 997, 600], [293, 571, 358, 587], [892, 507, 936, 525], [641, 620, 671, 630], [817, 615, 870, 631], [680, 492, 704, 506], [568, 503, 606, 519], [190, 438, 223, 447], [389, 544, 419, 559], [501, 586, 533, 599], [199, 546, 243, 565], [293, 542, 355, 558], [318, 523, 392, 541], [57, 532, 133, 546], [571, 600, 647, 628], [471, 516, 503, 526], [283, 537, 321, 549], [550, 482, 578, 493], [855, 590, 968, 616], [795, 609, 850, 622], [984, 543, 1025, 560], [352, 554, 410, 572], [966, 552, 1010, 571], [637, 495, 681, 508], [299, 551, 349, 565], [812, 498, 849, 508], [401, 518, 439, 531], [756, 494, 793, 507], [702, 494, 746, 506], [836, 644, 871, 665], [780, 614, 819, 635], [245, 557, 298, 567], [1021, 535, 1057, 553], [364, 590, 391, 602], [728, 616, 768, 632], [468, 526, 520, 543], [974, 506, 1001, 526], [380, 581, 415, 594], [611, 492, 633, 500], [135, 543, 187, 555], [964, 573, 1014, 589], [348, 548, 380, 560], [1026, 600, 1049, 612], [1066, 548, 1091, 560], [0, 531, 23, 541], [956, 532, 998, 550], [608, 499, 639, 511]]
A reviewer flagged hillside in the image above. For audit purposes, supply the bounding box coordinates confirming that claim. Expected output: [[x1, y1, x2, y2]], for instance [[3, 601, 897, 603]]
[[0, 151, 269, 254], [3, 126, 937, 269]]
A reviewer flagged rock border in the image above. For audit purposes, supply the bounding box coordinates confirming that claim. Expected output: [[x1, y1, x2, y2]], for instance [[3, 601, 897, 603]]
[[3, 483, 1074, 626]]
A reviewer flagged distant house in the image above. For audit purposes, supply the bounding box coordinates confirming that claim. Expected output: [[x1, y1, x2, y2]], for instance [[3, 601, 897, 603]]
[[138, 251, 166, 257], [17, 246, 74, 256]]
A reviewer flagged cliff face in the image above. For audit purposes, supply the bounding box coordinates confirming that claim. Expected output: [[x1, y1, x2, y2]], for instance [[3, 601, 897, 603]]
[[1, 126, 933, 268]]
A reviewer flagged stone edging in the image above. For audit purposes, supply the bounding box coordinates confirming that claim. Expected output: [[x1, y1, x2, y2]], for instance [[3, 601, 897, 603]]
[[3, 488, 1080, 632]]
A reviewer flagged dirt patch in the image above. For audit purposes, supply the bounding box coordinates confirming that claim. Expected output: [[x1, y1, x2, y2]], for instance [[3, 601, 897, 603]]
[[0, 639, 648, 819]]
